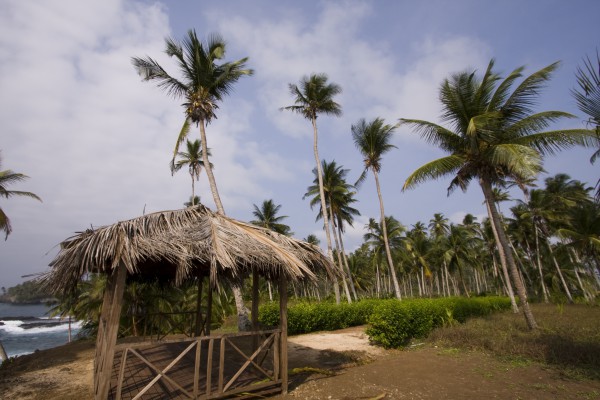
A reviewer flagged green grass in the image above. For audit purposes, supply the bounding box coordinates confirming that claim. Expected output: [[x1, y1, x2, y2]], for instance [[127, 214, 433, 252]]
[[426, 303, 600, 380]]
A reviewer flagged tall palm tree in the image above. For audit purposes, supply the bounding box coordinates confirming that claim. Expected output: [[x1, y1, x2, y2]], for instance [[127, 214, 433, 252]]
[[132, 30, 253, 214], [352, 117, 401, 299], [401, 59, 594, 329], [132, 30, 253, 330], [0, 153, 42, 239], [282, 73, 342, 302], [172, 139, 211, 206], [250, 199, 291, 235]]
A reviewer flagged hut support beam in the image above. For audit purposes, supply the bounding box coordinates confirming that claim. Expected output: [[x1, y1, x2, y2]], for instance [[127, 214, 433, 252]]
[[205, 277, 213, 336], [94, 263, 127, 400], [194, 274, 204, 336], [279, 275, 288, 394], [252, 271, 260, 351]]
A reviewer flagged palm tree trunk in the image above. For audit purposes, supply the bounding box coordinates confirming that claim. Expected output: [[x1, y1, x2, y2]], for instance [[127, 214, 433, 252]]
[[532, 230, 549, 303], [311, 117, 340, 304], [336, 224, 358, 301], [372, 170, 402, 299], [199, 119, 250, 330], [545, 242, 574, 303], [480, 178, 538, 329], [484, 199, 519, 313], [190, 173, 196, 205], [329, 206, 351, 303]]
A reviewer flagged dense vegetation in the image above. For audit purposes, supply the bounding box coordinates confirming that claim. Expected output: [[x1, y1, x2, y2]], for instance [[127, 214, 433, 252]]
[[0, 280, 54, 304]]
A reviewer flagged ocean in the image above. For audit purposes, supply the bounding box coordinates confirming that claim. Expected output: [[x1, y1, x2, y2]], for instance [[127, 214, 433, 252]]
[[0, 303, 82, 359]]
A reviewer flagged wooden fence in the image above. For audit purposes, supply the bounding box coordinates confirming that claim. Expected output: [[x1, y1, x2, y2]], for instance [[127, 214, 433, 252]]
[[109, 329, 284, 399]]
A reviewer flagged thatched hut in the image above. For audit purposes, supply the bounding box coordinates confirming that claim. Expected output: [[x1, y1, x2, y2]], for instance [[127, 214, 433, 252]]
[[44, 205, 336, 400]]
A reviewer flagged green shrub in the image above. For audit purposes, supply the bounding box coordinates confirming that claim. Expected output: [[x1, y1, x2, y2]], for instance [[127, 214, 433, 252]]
[[367, 297, 511, 348]]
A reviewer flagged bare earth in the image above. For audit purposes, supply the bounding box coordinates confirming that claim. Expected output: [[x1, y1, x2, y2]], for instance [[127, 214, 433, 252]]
[[1, 326, 599, 399]]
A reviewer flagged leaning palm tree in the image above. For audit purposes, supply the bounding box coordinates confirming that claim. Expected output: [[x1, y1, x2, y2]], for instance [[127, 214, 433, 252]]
[[0, 153, 42, 239], [172, 139, 212, 206], [282, 73, 343, 302], [400, 59, 594, 329], [352, 117, 402, 299], [132, 30, 253, 330]]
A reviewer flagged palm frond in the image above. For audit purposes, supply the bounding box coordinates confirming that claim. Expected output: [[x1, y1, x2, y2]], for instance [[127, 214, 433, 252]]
[[403, 155, 464, 191]]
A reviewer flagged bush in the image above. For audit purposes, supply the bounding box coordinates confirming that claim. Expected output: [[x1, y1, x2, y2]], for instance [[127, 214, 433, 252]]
[[367, 297, 511, 348]]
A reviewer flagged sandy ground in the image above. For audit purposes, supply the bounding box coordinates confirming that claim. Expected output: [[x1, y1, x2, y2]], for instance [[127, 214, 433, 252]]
[[1, 326, 599, 399]]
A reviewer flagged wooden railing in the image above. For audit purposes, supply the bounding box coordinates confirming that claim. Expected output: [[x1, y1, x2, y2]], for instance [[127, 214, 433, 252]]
[[111, 329, 283, 400]]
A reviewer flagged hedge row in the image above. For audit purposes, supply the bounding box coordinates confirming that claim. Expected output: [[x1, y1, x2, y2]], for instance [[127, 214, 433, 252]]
[[366, 296, 511, 348], [258, 296, 511, 348], [258, 299, 380, 335]]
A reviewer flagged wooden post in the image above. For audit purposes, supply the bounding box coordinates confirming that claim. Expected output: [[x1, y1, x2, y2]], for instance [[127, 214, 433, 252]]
[[194, 273, 204, 336], [252, 271, 260, 351], [0, 339, 8, 362], [205, 276, 213, 336], [94, 264, 127, 400], [279, 274, 288, 394], [252, 271, 259, 331]]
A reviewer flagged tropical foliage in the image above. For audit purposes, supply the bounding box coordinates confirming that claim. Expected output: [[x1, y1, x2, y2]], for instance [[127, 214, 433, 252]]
[[0, 153, 41, 239]]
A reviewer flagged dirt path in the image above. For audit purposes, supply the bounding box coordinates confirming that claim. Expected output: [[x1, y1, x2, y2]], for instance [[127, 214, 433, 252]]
[[1, 326, 599, 399]]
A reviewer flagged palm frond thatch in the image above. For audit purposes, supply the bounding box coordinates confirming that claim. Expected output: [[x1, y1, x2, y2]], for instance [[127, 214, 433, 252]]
[[43, 205, 336, 294]]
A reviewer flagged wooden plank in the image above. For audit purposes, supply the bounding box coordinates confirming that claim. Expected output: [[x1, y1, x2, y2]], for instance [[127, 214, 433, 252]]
[[115, 348, 129, 400], [95, 263, 127, 400], [273, 331, 280, 381], [194, 274, 203, 336], [206, 279, 213, 336], [193, 338, 201, 397], [279, 275, 288, 394], [206, 338, 214, 395], [218, 336, 225, 393]]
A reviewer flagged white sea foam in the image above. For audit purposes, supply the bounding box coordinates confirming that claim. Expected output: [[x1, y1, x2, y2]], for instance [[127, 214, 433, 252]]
[[0, 319, 82, 335]]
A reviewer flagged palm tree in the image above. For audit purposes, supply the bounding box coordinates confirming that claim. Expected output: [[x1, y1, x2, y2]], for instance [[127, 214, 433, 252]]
[[0, 153, 42, 239], [401, 59, 594, 329], [352, 117, 401, 299], [282, 73, 342, 302], [184, 195, 201, 207], [132, 30, 253, 214], [572, 52, 600, 198], [364, 216, 405, 297], [132, 30, 253, 330], [250, 199, 291, 235], [173, 139, 211, 206], [304, 234, 320, 246], [304, 160, 361, 301]]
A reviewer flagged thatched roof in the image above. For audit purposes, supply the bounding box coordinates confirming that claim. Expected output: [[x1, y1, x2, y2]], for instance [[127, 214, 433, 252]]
[[44, 205, 336, 294]]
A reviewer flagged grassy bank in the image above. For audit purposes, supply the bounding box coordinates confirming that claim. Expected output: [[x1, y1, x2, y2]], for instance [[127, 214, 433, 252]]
[[427, 303, 600, 379]]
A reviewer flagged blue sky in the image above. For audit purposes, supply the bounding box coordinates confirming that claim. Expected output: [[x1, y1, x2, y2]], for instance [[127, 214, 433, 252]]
[[1, 0, 598, 288]]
